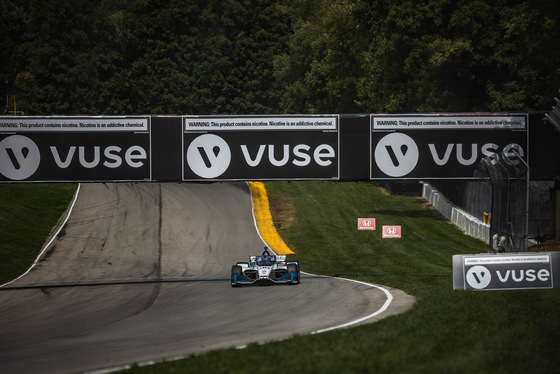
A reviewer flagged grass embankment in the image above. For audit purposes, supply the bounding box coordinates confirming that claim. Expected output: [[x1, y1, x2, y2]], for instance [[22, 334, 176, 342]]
[[123, 181, 560, 374], [0, 183, 77, 284]]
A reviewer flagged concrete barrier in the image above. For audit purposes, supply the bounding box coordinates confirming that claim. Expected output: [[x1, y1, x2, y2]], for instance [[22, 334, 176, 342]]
[[423, 183, 489, 243]]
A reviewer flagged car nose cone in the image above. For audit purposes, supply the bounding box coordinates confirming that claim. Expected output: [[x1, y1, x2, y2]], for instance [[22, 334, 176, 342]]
[[259, 268, 271, 278]]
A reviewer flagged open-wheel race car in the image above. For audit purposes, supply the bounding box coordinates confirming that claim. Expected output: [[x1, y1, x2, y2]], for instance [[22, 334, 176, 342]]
[[231, 247, 300, 287]]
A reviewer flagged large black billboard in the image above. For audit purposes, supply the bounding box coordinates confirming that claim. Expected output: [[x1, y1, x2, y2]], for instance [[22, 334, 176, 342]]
[[370, 114, 528, 179], [1, 113, 556, 183], [182, 115, 340, 181], [0, 117, 151, 182]]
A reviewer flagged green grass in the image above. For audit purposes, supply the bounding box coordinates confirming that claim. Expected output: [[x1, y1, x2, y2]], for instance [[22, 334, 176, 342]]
[[122, 181, 560, 374], [0, 183, 77, 284]]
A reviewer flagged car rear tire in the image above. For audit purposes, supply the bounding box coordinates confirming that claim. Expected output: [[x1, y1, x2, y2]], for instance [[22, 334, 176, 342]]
[[231, 265, 242, 287]]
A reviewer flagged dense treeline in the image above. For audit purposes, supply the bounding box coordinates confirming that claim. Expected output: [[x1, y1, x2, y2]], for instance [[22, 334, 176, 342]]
[[1, 0, 291, 114], [1, 0, 559, 115], [276, 0, 560, 113]]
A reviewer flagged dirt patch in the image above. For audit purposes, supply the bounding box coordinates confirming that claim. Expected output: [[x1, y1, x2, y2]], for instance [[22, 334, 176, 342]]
[[268, 194, 295, 230]]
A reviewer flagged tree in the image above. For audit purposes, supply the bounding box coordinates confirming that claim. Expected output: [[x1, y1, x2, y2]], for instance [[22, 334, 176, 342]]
[[276, 0, 560, 114], [275, 0, 366, 113], [0, 0, 291, 115]]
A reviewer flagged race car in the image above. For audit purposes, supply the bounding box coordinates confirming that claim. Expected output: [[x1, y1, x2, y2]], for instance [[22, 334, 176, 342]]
[[231, 247, 300, 287]]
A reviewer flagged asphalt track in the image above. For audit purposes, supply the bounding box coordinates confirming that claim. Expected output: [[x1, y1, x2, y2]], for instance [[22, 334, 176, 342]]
[[0, 182, 414, 374]]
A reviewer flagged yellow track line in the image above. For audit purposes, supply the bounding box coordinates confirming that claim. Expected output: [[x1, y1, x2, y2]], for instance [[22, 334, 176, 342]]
[[248, 181, 294, 255]]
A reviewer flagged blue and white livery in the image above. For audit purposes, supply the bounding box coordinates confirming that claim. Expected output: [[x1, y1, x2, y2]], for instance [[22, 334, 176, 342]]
[[231, 247, 300, 287]]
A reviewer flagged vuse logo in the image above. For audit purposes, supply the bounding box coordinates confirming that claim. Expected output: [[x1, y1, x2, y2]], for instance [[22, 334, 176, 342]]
[[466, 265, 492, 289], [374, 133, 419, 177], [0, 135, 40, 180], [186, 134, 232, 178]]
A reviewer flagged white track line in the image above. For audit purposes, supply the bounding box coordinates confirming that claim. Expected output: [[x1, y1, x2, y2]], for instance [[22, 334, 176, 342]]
[[1, 183, 81, 288], [308, 273, 394, 334]]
